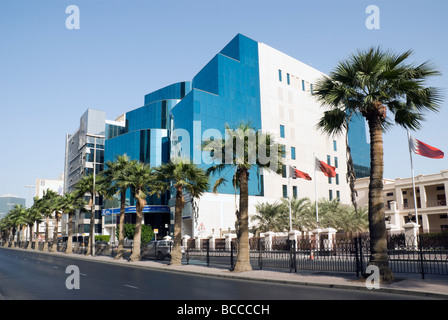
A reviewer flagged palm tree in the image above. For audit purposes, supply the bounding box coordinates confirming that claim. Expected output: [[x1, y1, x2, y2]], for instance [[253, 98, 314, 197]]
[[102, 154, 133, 260], [151, 158, 210, 266], [10, 204, 29, 247], [203, 122, 284, 272], [124, 160, 153, 262], [252, 201, 285, 234], [26, 196, 43, 250], [40, 190, 60, 251], [58, 191, 87, 254], [75, 174, 105, 256], [314, 47, 442, 283]]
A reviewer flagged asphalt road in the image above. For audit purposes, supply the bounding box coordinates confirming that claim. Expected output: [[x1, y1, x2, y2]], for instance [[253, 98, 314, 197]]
[[0, 247, 429, 301]]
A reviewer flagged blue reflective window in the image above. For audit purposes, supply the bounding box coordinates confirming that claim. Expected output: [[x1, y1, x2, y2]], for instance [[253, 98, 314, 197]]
[[278, 69, 282, 82], [280, 125, 285, 138], [291, 146, 296, 160], [302, 80, 305, 91], [282, 185, 288, 198], [287, 73, 290, 85]]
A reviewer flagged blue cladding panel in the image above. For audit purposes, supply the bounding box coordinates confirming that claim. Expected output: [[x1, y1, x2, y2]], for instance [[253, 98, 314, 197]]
[[172, 34, 263, 196], [144, 82, 191, 105], [347, 112, 371, 178]]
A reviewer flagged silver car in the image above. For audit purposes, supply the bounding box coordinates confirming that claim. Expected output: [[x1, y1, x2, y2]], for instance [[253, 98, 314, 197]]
[[141, 240, 173, 260]]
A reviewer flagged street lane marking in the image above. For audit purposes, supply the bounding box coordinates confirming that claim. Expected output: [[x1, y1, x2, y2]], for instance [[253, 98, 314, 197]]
[[52, 266, 59, 269], [123, 284, 138, 289]]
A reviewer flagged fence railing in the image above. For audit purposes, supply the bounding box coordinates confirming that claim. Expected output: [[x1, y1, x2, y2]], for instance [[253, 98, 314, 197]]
[[184, 234, 448, 278]]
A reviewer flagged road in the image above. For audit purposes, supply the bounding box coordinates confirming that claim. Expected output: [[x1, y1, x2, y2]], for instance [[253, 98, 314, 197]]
[[0, 247, 430, 301]]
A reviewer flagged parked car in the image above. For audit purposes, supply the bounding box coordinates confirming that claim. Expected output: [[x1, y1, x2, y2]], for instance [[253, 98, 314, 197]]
[[141, 240, 174, 260]]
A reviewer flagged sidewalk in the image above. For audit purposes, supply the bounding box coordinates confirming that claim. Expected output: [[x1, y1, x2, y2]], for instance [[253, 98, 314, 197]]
[[45, 249, 448, 299]]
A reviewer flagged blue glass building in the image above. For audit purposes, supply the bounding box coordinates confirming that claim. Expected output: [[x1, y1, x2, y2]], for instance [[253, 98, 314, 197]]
[[98, 33, 371, 238]]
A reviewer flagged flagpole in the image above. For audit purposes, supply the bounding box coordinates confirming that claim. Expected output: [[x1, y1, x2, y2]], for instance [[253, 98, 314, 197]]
[[287, 159, 292, 232], [313, 153, 319, 227], [407, 130, 420, 226]]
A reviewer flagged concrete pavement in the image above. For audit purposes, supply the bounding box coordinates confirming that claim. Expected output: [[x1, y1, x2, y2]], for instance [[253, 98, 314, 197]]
[[27, 248, 448, 299]]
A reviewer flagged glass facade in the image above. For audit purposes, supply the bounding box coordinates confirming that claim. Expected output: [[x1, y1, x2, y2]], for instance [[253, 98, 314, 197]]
[[347, 112, 371, 178], [171, 34, 263, 196]]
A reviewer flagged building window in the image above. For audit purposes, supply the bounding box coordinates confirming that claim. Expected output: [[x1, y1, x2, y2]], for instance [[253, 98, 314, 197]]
[[280, 125, 285, 138], [336, 190, 340, 201], [293, 186, 298, 199], [329, 190, 333, 201], [291, 146, 296, 160], [278, 69, 282, 82], [333, 140, 337, 151], [327, 155, 331, 165], [282, 165, 287, 178], [283, 185, 288, 198], [281, 145, 286, 158], [335, 174, 339, 185], [310, 83, 314, 95], [287, 73, 290, 85], [334, 156, 338, 168], [301, 80, 305, 91]]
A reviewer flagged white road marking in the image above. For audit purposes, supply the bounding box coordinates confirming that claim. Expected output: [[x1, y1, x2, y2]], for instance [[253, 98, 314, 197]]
[[123, 284, 138, 289]]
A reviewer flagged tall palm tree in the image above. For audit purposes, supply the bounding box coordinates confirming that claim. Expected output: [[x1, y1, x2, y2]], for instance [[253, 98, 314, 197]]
[[8, 205, 27, 247], [40, 190, 60, 251], [203, 122, 284, 272], [75, 174, 107, 255], [314, 47, 442, 283], [124, 160, 153, 262], [26, 196, 43, 250], [102, 154, 133, 260], [58, 191, 87, 254], [151, 158, 210, 266]]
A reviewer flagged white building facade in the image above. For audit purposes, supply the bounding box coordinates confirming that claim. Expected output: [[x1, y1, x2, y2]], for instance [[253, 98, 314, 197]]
[[355, 171, 448, 233]]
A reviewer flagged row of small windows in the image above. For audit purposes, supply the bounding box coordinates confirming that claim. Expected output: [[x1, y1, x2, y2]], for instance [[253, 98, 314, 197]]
[[278, 69, 313, 94], [282, 185, 340, 201]]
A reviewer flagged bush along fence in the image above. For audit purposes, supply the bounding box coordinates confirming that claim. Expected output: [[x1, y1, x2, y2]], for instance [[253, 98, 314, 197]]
[[182, 228, 448, 278]]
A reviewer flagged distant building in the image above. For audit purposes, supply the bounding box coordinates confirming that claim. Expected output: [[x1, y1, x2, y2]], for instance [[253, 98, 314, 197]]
[[0, 194, 26, 219], [34, 174, 65, 240], [355, 170, 448, 233], [63, 108, 125, 239]]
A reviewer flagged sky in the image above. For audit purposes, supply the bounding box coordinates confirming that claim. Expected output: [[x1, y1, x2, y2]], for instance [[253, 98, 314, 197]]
[[0, 0, 447, 205]]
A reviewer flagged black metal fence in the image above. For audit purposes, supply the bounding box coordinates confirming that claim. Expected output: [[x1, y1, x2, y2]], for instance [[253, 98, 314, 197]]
[[184, 234, 448, 278]]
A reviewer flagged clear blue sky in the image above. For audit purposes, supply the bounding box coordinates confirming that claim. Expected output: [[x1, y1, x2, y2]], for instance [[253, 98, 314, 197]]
[[1, 0, 447, 203]]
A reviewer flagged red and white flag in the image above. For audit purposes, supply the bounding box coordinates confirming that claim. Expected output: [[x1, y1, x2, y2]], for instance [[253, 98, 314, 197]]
[[409, 135, 444, 159], [289, 165, 312, 181], [315, 157, 337, 177]]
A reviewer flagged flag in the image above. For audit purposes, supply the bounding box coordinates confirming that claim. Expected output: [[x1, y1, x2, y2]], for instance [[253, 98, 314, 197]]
[[409, 135, 444, 159], [315, 157, 337, 177], [289, 165, 312, 181]]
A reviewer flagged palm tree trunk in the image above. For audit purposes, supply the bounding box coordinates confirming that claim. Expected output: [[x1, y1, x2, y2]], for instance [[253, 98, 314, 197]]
[[130, 197, 145, 262], [34, 223, 39, 250], [115, 191, 126, 260], [233, 168, 252, 272], [367, 114, 394, 283], [66, 213, 74, 254], [51, 217, 59, 252], [43, 216, 49, 251], [170, 187, 184, 266]]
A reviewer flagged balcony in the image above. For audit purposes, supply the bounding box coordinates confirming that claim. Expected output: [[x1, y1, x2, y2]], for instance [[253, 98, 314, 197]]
[[426, 200, 447, 208]]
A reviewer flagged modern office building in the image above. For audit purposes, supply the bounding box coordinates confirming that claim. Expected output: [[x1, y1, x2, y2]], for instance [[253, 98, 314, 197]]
[[63, 108, 125, 238], [355, 171, 448, 233], [99, 33, 371, 239]]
